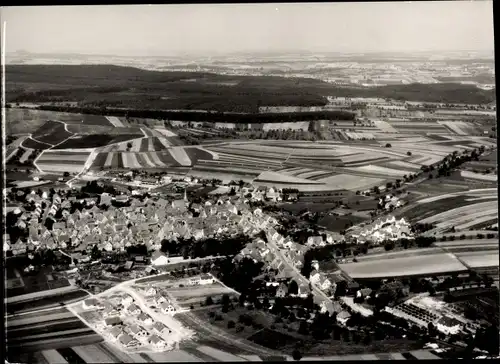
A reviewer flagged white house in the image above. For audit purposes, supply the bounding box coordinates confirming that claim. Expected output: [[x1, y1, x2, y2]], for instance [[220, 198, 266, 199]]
[[153, 322, 168, 334], [137, 312, 153, 326], [160, 302, 176, 314], [151, 251, 169, 266], [154, 295, 168, 306], [118, 333, 139, 348], [121, 295, 134, 307], [125, 303, 141, 315], [309, 270, 321, 285], [145, 286, 157, 296]]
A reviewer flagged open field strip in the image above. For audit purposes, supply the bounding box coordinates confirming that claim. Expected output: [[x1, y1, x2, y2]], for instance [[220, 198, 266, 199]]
[[196, 346, 247, 362], [455, 252, 500, 269], [154, 128, 178, 137], [18, 148, 33, 163], [464, 196, 498, 202], [278, 166, 308, 174], [157, 137, 171, 148], [37, 163, 86, 174], [72, 344, 115, 363], [122, 153, 130, 168], [116, 142, 128, 152], [138, 152, 156, 168], [437, 121, 468, 135], [419, 201, 497, 224], [38, 151, 91, 162], [385, 160, 422, 170], [347, 165, 412, 178], [146, 350, 203, 362], [147, 137, 155, 152], [193, 147, 219, 160], [454, 145, 475, 150], [105, 116, 125, 127], [41, 349, 68, 363], [262, 121, 309, 131], [169, 147, 192, 166], [372, 120, 398, 133], [339, 153, 387, 164], [256, 170, 323, 184], [215, 153, 283, 166], [194, 164, 265, 175], [104, 152, 115, 168], [131, 138, 142, 152], [295, 170, 332, 179], [461, 170, 498, 182], [317, 174, 384, 191], [127, 153, 142, 169], [149, 152, 168, 167], [339, 253, 468, 279], [454, 214, 498, 231], [209, 148, 287, 162], [345, 132, 375, 140]]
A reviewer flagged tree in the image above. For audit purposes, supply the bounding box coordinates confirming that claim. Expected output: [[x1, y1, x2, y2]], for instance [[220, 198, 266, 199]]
[[292, 349, 302, 361], [227, 320, 235, 329], [288, 280, 299, 295], [385, 143, 392, 148], [205, 296, 214, 306], [407, 151, 412, 156], [63, 171, 70, 177]]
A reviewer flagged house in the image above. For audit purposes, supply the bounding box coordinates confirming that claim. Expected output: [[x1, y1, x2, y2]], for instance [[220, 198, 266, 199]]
[[357, 288, 373, 298], [436, 316, 462, 335], [297, 283, 311, 298], [160, 302, 176, 314], [318, 276, 333, 292], [82, 298, 102, 310], [276, 283, 288, 298], [306, 236, 323, 247], [125, 303, 141, 315], [104, 316, 122, 327], [118, 333, 139, 348], [121, 295, 134, 306], [108, 326, 123, 341], [138, 312, 153, 326], [153, 322, 168, 334], [151, 251, 169, 266], [129, 324, 148, 337], [149, 334, 166, 349], [309, 270, 321, 285], [199, 274, 215, 285], [145, 286, 157, 296], [337, 311, 351, 325]]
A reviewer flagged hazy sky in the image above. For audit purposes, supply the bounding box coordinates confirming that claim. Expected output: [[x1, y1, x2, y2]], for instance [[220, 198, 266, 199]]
[[2, 2, 495, 56]]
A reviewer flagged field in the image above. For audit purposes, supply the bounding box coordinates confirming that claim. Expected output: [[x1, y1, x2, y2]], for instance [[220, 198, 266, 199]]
[[30, 120, 74, 145], [36, 150, 92, 174], [339, 253, 469, 279], [168, 283, 236, 308]]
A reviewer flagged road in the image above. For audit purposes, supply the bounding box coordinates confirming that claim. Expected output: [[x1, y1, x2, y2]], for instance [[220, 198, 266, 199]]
[[265, 238, 335, 314]]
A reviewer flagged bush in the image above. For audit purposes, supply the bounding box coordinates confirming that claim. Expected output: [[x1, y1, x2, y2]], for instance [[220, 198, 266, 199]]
[[407, 151, 412, 156], [227, 320, 235, 329], [385, 143, 392, 148], [477, 233, 485, 239]]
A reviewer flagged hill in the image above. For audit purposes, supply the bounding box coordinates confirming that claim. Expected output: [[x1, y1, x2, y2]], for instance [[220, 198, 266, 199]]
[[6, 65, 496, 113]]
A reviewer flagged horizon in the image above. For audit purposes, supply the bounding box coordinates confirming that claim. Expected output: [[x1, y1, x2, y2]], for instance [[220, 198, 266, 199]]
[[2, 2, 495, 57]]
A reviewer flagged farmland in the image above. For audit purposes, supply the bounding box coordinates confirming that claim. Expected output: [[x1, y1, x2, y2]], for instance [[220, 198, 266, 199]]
[[36, 150, 92, 174], [31, 120, 74, 145]]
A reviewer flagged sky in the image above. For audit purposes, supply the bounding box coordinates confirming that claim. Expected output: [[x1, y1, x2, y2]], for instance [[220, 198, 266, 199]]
[[2, 2, 495, 56]]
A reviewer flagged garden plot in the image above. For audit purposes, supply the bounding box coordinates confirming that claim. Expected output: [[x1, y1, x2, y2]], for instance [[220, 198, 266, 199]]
[[168, 284, 235, 307], [339, 253, 468, 279], [460, 170, 498, 182], [317, 174, 384, 191], [105, 116, 125, 127], [104, 152, 115, 168]]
